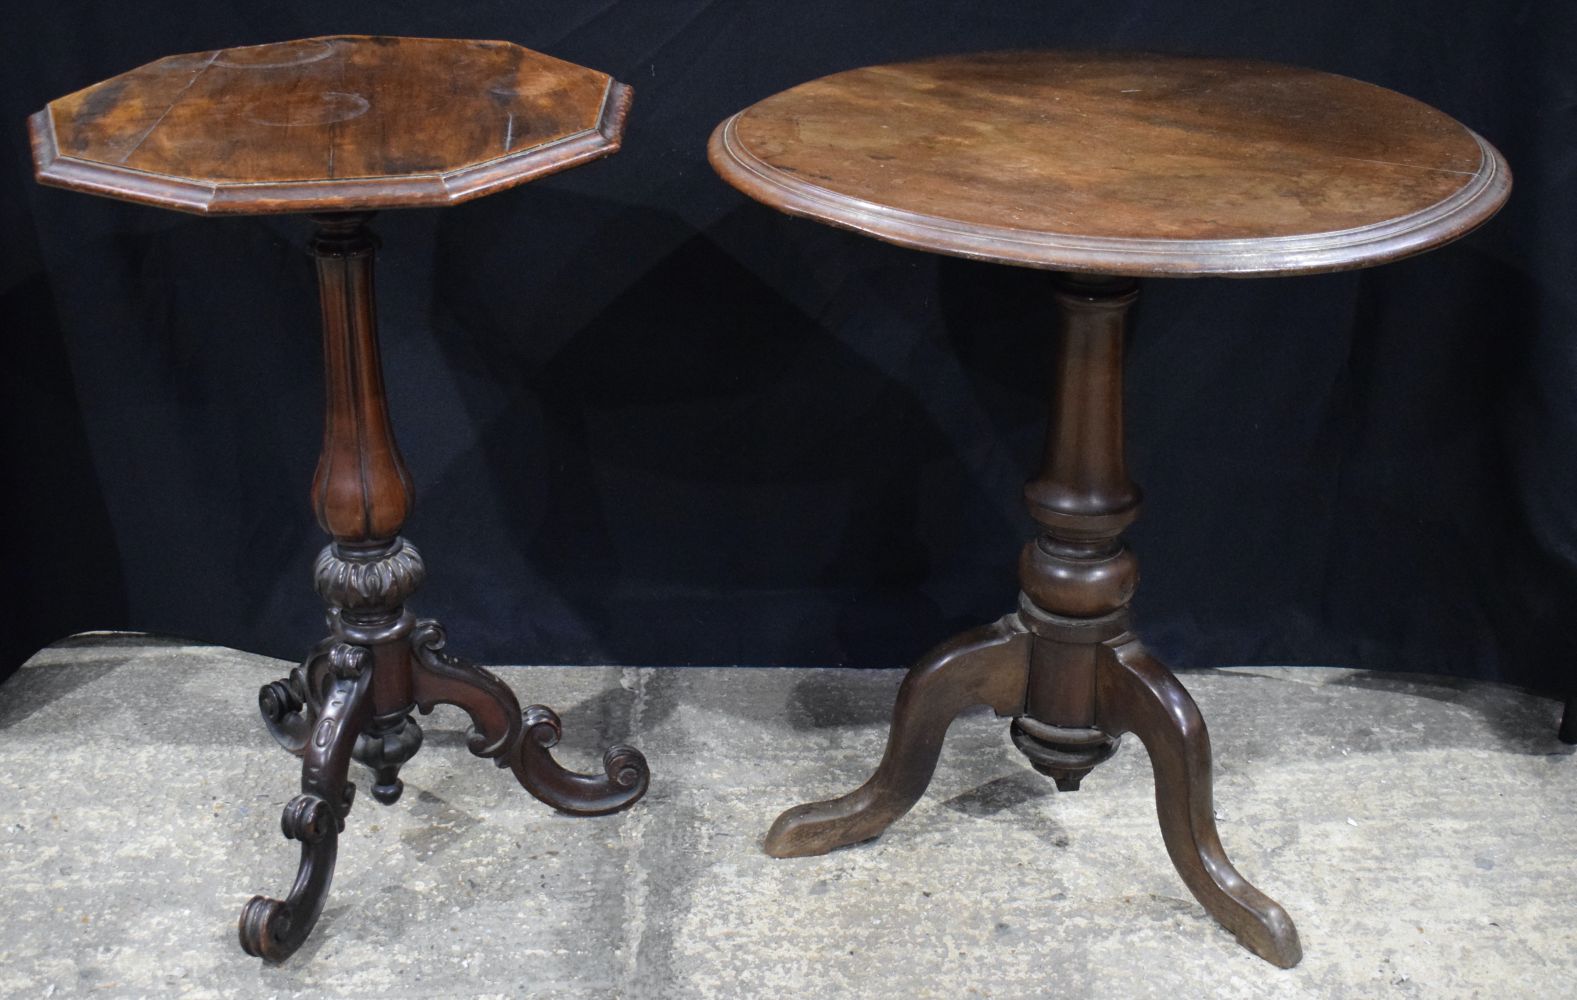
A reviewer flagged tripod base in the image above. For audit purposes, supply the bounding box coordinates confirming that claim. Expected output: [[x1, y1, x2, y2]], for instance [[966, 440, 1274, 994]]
[[764, 611, 1301, 968], [241, 608, 649, 962], [232, 207, 656, 963]]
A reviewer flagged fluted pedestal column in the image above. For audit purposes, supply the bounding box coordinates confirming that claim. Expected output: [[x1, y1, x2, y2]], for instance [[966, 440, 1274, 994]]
[[238, 213, 651, 963]]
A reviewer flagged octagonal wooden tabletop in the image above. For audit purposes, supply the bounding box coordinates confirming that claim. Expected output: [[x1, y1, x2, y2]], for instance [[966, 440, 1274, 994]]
[[709, 52, 1510, 277], [30, 35, 632, 215]]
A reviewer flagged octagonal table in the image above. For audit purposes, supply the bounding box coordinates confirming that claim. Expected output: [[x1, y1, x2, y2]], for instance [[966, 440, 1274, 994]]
[[30, 35, 650, 962]]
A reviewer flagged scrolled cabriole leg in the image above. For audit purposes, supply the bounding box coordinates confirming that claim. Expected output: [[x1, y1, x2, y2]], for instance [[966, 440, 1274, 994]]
[[408, 619, 650, 815], [239, 644, 373, 962], [257, 639, 336, 756], [511, 704, 650, 816], [241, 211, 435, 960]]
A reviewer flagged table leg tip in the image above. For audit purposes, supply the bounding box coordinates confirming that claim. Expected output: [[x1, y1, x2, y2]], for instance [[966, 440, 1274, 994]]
[[763, 802, 884, 858], [1235, 909, 1302, 968]]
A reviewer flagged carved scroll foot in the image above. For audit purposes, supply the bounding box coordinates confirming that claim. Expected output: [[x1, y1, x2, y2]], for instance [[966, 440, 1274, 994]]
[[239, 645, 372, 963], [511, 705, 649, 815], [1098, 640, 1302, 968], [763, 615, 1030, 859], [257, 640, 338, 756], [408, 620, 650, 815]]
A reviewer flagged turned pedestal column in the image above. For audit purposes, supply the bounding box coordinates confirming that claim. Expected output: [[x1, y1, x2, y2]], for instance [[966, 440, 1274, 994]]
[[241, 211, 649, 960], [31, 35, 653, 963], [759, 275, 1301, 966], [709, 50, 1510, 966]]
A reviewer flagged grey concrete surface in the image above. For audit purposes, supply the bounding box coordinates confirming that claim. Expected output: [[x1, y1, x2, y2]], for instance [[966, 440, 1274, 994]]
[[0, 634, 1572, 999]]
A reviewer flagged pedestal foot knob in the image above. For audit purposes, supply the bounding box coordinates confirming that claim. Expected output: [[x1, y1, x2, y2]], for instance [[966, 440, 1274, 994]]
[[1010, 717, 1121, 792], [354, 710, 424, 807]]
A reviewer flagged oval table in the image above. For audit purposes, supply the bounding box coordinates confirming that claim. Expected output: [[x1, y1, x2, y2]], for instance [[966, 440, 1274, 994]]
[[709, 51, 1510, 967], [31, 35, 652, 962]]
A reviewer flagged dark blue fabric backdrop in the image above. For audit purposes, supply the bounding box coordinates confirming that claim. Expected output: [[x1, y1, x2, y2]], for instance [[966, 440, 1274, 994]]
[[2, 1, 1574, 695]]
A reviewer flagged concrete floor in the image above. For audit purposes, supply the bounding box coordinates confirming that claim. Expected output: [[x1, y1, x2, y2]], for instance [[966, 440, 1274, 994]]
[[0, 634, 1571, 999]]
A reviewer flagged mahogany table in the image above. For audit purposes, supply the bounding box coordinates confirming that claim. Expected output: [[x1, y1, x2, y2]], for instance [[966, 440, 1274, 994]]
[[709, 51, 1510, 967], [29, 35, 650, 962]]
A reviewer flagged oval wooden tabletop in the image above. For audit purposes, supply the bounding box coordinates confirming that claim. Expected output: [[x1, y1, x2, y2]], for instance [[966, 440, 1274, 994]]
[[708, 51, 1510, 277], [30, 35, 631, 215]]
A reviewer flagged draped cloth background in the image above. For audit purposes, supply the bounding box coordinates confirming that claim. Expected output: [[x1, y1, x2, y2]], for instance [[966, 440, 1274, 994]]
[[3, 1, 1573, 693]]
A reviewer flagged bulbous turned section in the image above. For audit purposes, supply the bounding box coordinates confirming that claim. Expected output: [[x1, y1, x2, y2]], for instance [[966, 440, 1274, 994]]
[[313, 539, 426, 613], [1017, 274, 1142, 622], [309, 212, 415, 546], [354, 707, 424, 805], [1014, 275, 1142, 757], [1019, 537, 1139, 618]]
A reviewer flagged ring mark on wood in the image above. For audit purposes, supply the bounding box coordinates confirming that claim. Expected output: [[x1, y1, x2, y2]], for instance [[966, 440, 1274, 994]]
[[244, 92, 370, 127], [215, 39, 336, 69]]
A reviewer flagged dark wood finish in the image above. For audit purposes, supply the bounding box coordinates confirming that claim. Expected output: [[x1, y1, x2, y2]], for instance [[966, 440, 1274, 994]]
[[30, 38, 650, 963], [761, 279, 1300, 966], [310, 213, 414, 542], [709, 51, 1510, 276], [242, 213, 649, 961], [240, 643, 372, 961], [722, 52, 1507, 966], [763, 617, 1029, 857], [1561, 692, 1576, 745], [30, 35, 631, 215], [1100, 639, 1300, 967], [407, 619, 648, 815], [1017, 276, 1139, 788]]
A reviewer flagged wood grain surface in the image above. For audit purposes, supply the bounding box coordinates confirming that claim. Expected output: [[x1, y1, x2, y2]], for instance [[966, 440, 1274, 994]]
[[30, 35, 631, 215], [709, 51, 1510, 276]]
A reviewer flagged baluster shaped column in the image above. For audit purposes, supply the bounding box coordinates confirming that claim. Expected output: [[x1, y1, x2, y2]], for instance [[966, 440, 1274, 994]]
[[1011, 274, 1140, 789], [309, 211, 424, 804]]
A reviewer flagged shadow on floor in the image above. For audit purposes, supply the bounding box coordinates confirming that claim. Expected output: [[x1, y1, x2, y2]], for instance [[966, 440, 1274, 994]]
[[1328, 670, 1573, 757]]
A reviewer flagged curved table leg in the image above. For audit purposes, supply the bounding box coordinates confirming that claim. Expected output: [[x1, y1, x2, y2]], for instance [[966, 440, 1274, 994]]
[[239, 644, 373, 962], [1560, 690, 1576, 745], [257, 638, 337, 757], [409, 620, 649, 815], [1098, 639, 1302, 968], [763, 615, 1030, 858]]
